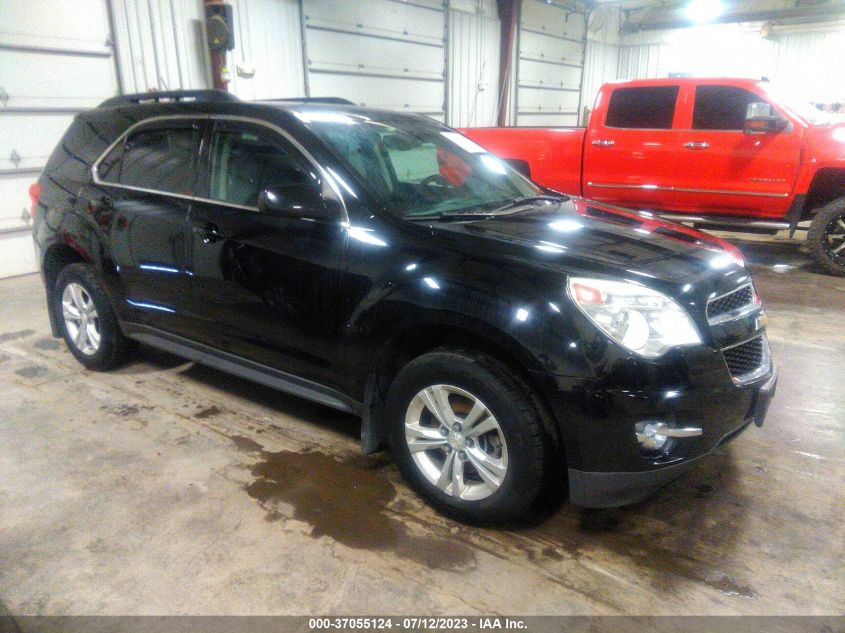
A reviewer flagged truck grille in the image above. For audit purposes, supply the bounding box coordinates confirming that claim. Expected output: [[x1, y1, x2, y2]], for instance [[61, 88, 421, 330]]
[[723, 336, 766, 381], [707, 284, 755, 324]]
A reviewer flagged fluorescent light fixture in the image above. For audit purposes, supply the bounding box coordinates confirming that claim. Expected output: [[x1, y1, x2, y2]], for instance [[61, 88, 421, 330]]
[[685, 0, 725, 23], [515, 308, 530, 322]]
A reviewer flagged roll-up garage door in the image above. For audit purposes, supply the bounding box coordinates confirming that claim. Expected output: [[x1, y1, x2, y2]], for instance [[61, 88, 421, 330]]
[[302, 0, 446, 120], [0, 0, 118, 278], [517, 0, 586, 126]]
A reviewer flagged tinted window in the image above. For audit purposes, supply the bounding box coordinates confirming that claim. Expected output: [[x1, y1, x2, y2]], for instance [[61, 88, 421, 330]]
[[208, 123, 313, 208], [605, 86, 679, 129], [120, 124, 201, 194], [693, 86, 768, 130]]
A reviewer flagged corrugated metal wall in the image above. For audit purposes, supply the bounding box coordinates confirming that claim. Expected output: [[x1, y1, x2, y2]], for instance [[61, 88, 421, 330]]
[[516, 0, 586, 126], [111, 0, 210, 93], [447, 0, 500, 127], [0, 0, 117, 277], [773, 29, 845, 102]]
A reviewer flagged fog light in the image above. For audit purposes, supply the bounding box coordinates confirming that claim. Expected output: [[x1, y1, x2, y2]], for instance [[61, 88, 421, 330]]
[[636, 421, 703, 451]]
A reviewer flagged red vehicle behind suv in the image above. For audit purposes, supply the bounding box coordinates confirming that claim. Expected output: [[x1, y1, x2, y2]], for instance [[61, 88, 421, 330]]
[[462, 77, 845, 276]]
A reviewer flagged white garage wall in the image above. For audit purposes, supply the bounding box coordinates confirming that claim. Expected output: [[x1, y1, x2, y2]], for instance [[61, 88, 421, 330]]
[[448, 0, 500, 127], [773, 28, 845, 103], [302, 0, 446, 118], [581, 5, 620, 125], [111, 0, 211, 93], [516, 0, 587, 127], [227, 0, 305, 100], [0, 0, 118, 278]]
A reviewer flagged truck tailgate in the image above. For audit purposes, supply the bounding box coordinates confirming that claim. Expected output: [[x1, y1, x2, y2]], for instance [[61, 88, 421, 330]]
[[459, 127, 585, 196]]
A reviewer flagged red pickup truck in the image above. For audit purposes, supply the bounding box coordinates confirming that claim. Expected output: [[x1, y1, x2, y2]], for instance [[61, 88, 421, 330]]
[[461, 77, 845, 276]]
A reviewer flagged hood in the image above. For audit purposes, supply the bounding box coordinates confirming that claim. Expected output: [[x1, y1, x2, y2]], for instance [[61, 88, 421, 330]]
[[432, 198, 746, 285]]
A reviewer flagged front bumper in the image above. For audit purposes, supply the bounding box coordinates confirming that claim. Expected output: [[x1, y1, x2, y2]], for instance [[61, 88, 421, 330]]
[[568, 367, 777, 508]]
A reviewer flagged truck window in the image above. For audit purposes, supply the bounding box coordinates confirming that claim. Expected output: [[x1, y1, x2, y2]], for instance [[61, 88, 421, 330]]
[[693, 86, 769, 130], [605, 86, 679, 129]]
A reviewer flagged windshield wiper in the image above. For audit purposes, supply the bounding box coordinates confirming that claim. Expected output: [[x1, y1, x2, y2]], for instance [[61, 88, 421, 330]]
[[405, 194, 568, 222], [483, 194, 568, 215]]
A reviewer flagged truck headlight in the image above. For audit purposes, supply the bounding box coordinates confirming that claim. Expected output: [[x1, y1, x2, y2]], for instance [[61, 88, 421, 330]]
[[567, 277, 702, 358]]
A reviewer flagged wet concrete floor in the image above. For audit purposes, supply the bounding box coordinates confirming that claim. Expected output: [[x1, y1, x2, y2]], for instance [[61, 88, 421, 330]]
[[0, 234, 842, 615]]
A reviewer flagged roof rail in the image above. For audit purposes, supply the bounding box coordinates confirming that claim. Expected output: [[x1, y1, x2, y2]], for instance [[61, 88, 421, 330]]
[[267, 97, 356, 105], [98, 90, 239, 108]]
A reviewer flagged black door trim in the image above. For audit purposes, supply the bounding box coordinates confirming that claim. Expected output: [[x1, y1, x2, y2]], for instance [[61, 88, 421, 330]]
[[121, 322, 362, 415]]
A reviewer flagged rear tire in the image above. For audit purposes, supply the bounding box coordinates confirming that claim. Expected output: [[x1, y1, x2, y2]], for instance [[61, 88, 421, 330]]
[[808, 198, 845, 277], [385, 349, 550, 525], [54, 263, 132, 370]]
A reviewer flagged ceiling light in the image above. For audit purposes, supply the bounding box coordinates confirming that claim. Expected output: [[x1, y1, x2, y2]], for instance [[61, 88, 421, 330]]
[[685, 0, 724, 23]]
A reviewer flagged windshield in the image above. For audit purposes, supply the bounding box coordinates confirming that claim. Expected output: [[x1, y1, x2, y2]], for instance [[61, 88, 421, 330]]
[[296, 110, 542, 218]]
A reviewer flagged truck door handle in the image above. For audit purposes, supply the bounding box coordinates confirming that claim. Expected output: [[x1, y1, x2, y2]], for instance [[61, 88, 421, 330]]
[[683, 142, 710, 150], [592, 139, 615, 147], [193, 222, 223, 244]]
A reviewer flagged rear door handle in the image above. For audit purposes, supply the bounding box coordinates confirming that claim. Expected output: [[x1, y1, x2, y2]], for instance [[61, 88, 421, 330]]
[[591, 139, 615, 147], [193, 222, 223, 244], [683, 142, 710, 150]]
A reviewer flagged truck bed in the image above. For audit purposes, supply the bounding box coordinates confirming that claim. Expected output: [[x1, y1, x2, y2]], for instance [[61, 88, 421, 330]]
[[459, 127, 585, 197]]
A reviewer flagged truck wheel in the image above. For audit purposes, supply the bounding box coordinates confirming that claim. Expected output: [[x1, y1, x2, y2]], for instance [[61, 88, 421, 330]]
[[385, 349, 549, 525], [808, 198, 845, 277], [54, 263, 133, 370]]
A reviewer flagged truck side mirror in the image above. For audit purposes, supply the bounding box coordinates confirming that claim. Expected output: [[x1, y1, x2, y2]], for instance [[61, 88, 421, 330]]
[[744, 102, 788, 134]]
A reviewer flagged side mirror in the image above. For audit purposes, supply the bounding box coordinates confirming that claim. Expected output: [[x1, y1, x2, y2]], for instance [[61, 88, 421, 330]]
[[744, 102, 788, 134], [257, 183, 339, 221]]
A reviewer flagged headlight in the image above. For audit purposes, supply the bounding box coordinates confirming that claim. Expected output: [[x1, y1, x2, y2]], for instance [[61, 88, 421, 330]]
[[567, 277, 702, 358]]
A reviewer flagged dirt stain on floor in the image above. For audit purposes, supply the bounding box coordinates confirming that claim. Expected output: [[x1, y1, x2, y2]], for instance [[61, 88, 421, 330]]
[[0, 329, 36, 343], [194, 405, 223, 419], [15, 365, 48, 379], [34, 338, 60, 350], [230, 435, 475, 571]]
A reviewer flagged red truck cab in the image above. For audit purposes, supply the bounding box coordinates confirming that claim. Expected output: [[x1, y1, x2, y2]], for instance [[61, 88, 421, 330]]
[[461, 77, 845, 276]]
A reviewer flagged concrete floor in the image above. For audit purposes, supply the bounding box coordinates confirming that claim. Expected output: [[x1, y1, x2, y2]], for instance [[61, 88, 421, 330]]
[[0, 235, 842, 616]]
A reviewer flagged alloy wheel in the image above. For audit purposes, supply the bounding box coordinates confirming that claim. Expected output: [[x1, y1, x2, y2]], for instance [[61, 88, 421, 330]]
[[61, 282, 101, 356], [404, 384, 508, 501], [822, 214, 845, 264]]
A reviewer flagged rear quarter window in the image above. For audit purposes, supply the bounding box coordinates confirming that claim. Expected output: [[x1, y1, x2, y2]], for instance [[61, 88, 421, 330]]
[[605, 86, 679, 129]]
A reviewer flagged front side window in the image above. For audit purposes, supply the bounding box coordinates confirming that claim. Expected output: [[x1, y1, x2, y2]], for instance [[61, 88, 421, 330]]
[[298, 110, 541, 218], [208, 122, 314, 207], [120, 124, 201, 194], [693, 86, 771, 130], [605, 86, 679, 129]]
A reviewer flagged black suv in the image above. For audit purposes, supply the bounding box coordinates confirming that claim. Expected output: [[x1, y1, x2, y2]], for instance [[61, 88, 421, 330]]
[[32, 90, 777, 524]]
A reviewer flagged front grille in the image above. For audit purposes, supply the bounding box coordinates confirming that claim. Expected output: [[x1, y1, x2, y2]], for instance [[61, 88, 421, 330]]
[[707, 284, 754, 322], [723, 336, 765, 380]]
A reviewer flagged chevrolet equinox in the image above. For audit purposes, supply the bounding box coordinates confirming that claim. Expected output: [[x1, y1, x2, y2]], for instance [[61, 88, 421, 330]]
[[31, 90, 777, 524]]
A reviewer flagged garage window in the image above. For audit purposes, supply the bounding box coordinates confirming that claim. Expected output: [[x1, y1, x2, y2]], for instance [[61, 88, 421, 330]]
[[605, 86, 679, 129], [693, 85, 770, 130], [120, 124, 201, 195]]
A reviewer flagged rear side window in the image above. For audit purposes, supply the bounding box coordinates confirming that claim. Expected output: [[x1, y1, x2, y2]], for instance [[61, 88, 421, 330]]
[[605, 86, 679, 129], [693, 86, 768, 130], [208, 122, 313, 207], [119, 124, 201, 194]]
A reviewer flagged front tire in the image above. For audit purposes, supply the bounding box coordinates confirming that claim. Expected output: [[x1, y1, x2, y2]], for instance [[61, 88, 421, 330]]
[[54, 263, 132, 370], [386, 349, 550, 525], [808, 198, 845, 277]]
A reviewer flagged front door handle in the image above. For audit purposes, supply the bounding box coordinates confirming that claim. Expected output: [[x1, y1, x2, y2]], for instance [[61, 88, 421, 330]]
[[194, 222, 223, 244], [683, 142, 710, 150], [592, 139, 615, 147]]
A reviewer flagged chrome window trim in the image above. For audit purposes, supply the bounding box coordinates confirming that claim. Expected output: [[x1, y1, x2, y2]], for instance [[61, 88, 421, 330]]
[[706, 282, 760, 326], [90, 113, 350, 222], [587, 182, 788, 199]]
